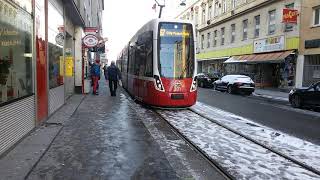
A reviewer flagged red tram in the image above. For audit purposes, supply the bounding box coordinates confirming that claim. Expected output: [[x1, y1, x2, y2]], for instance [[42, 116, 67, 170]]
[[117, 19, 197, 107]]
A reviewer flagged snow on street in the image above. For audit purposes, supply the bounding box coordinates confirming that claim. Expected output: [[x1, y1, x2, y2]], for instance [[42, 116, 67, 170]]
[[191, 102, 320, 173], [158, 109, 320, 179]]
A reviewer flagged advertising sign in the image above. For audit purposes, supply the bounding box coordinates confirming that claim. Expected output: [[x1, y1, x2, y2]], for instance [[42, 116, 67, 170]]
[[84, 27, 98, 35], [65, 56, 74, 77], [283, 8, 299, 24], [254, 36, 285, 53], [83, 34, 98, 48]]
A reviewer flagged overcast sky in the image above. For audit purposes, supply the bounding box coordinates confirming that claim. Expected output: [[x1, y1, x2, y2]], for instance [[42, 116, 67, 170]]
[[102, 0, 194, 62]]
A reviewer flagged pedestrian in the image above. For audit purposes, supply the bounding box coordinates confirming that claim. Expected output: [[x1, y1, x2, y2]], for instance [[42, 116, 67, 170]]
[[91, 59, 101, 95], [105, 61, 121, 96]]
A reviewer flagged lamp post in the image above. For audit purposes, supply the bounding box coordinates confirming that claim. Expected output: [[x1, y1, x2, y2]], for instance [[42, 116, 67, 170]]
[[154, 0, 165, 18], [154, 0, 186, 18]]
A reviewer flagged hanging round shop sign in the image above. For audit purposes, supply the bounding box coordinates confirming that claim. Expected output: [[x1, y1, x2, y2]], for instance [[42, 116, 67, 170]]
[[55, 32, 65, 46], [83, 34, 99, 48]]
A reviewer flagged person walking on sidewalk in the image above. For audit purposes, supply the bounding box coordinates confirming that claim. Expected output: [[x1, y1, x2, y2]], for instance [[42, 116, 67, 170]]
[[91, 59, 101, 95], [105, 61, 121, 96]]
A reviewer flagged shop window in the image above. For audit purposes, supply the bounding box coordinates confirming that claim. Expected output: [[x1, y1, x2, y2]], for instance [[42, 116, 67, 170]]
[[254, 15, 260, 38], [243, 19, 248, 40], [221, 27, 225, 45], [314, 6, 320, 26], [0, 0, 33, 105], [231, 24, 235, 43], [268, 10, 276, 35], [48, 2, 64, 89], [285, 3, 294, 31]]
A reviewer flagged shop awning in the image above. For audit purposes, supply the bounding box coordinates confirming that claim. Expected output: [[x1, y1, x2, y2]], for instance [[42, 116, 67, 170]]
[[224, 51, 294, 64]]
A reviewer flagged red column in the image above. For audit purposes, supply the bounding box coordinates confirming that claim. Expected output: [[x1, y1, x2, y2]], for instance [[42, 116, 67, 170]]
[[35, 0, 48, 123]]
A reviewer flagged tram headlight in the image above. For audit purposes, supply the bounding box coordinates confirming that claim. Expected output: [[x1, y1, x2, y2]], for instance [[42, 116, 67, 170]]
[[190, 76, 197, 92], [154, 75, 165, 92]]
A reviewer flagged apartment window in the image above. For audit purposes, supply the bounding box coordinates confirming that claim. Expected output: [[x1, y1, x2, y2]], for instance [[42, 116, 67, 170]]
[[285, 3, 294, 31], [243, 19, 248, 40], [213, 30, 217, 46], [202, 8, 206, 24], [214, 2, 219, 17], [268, 10, 276, 35], [222, 0, 227, 13], [254, 15, 260, 38], [231, 24, 235, 43], [232, 0, 236, 9], [201, 34, 204, 49], [221, 27, 225, 45], [195, 11, 199, 25], [314, 6, 320, 26], [208, 5, 212, 20], [207, 33, 211, 48]]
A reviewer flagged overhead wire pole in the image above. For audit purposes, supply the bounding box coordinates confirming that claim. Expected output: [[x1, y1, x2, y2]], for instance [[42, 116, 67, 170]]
[[154, 0, 165, 18]]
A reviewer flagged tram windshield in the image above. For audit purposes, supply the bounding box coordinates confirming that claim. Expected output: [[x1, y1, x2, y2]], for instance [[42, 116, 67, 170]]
[[158, 22, 194, 79]]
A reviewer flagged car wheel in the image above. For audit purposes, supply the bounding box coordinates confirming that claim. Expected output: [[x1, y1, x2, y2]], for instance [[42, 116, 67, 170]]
[[227, 85, 233, 94], [291, 95, 301, 108]]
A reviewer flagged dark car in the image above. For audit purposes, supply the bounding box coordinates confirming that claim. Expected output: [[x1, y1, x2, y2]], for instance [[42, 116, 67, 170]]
[[289, 82, 320, 108], [213, 75, 255, 95], [197, 73, 220, 88]]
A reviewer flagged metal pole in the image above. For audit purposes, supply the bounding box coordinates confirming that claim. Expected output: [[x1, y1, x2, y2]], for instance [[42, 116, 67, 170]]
[[155, 0, 165, 18], [159, 5, 164, 18]]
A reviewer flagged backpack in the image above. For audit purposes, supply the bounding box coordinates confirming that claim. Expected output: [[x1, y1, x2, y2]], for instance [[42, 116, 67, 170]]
[[92, 64, 100, 76]]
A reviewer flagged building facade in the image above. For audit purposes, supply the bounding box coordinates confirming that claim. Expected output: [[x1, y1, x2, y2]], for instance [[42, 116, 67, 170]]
[[0, 0, 104, 156], [298, 0, 320, 87], [177, 0, 319, 90]]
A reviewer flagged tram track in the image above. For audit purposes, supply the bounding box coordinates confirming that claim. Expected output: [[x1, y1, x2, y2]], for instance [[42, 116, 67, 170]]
[[154, 108, 320, 179], [152, 109, 234, 180]]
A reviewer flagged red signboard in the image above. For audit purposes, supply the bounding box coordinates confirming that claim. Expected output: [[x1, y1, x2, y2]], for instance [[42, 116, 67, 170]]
[[283, 8, 299, 24]]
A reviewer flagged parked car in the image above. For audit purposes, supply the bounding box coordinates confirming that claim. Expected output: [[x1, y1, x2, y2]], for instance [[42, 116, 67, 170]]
[[197, 73, 220, 88], [289, 82, 320, 108], [213, 75, 255, 95]]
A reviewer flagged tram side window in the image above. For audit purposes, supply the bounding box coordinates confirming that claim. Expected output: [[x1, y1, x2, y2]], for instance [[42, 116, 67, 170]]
[[145, 31, 153, 77], [129, 47, 135, 75], [136, 31, 153, 77]]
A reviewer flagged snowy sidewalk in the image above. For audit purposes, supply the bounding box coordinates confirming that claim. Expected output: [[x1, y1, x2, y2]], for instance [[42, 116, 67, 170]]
[[252, 88, 289, 102]]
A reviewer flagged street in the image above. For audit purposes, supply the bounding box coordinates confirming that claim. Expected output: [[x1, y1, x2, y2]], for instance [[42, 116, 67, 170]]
[[197, 88, 320, 145], [25, 83, 225, 180]]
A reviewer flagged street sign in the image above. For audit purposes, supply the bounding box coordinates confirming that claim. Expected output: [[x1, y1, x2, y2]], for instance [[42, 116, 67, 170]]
[[82, 34, 98, 48]]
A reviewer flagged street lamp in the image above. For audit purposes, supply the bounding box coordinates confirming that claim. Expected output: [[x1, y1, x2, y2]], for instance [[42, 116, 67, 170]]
[[154, 0, 187, 18], [180, 0, 186, 6], [154, 0, 165, 18]]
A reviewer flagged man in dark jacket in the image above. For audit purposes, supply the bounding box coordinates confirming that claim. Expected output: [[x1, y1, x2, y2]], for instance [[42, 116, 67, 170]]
[[105, 61, 121, 96]]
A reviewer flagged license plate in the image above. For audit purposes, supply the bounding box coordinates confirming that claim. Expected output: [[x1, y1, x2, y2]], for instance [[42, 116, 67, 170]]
[[243, 84, 250, 87]]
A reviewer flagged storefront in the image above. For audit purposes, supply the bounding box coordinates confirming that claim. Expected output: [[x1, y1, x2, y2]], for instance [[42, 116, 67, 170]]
[[0, 0, 35, 155], [224, 36, 297, 89], [198, 58, 227, 76], [48, 0, 65, 115], [303, 54, 320, 87], [225, 51, 296, 88]]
